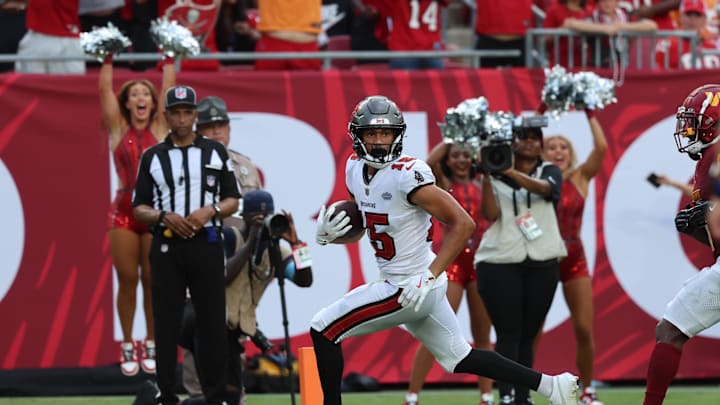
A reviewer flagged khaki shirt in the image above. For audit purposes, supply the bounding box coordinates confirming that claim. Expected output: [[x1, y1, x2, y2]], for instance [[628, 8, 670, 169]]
[[229, 149, 263, 194], [225, 225, 291, 335]]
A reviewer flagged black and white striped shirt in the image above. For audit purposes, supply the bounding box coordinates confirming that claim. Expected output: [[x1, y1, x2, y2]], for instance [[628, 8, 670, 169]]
[[133, 134, 240, 228]]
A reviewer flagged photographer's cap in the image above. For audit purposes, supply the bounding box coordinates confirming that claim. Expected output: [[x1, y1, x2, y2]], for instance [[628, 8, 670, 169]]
[[197, 96, 230, 126], [165, 86, 197, 109], [243, 190, 274, 214]]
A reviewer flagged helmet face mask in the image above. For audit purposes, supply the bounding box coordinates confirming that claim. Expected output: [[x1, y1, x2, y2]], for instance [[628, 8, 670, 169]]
[[675, 85, 720, 156], [348, 96, 407, 169]]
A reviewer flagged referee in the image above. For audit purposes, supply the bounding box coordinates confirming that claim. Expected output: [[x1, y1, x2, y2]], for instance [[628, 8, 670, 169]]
[[133, 85, 240, 405]]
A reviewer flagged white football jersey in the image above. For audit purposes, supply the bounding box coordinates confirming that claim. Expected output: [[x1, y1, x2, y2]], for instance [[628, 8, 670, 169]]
[[346, 154, 436, 284]]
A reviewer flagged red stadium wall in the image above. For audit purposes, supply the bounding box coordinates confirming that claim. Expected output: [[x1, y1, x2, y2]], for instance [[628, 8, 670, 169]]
[[0, 68, 719, 385]]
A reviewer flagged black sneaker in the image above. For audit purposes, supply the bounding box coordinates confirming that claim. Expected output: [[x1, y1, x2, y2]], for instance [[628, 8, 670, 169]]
[[131, 379, 159, 405]]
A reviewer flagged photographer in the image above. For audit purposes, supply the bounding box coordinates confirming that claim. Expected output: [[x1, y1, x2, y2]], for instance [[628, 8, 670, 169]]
[[474, 119, 567, 405], [179, 190, 313, 405]]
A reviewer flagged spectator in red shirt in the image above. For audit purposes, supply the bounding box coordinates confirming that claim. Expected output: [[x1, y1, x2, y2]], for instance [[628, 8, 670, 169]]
[[15, 0, 85, 74], [160, 0, 222, 71], [563, 0, 657, 67], [628, 0, 680, 30], [654, 0, 720, 69], [474, 0, 538, 67], [355, 0, 447, 69], [543, 0, 593, 68]]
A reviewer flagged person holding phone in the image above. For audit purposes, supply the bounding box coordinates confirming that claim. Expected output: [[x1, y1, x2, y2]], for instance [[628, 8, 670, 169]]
[[648, 172, 693, 197]]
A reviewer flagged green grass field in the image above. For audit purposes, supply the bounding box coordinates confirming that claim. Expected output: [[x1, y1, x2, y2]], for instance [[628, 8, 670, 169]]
[[0, 386, 718, 404]]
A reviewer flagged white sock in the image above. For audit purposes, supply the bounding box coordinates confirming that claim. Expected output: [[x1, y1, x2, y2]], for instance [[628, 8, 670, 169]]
[[405, 392, 418, 402], [537, 374, 553, 398]]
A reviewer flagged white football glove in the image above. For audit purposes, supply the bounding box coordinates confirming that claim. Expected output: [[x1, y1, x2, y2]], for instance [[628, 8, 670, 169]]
[[398, 269, 437, 312], [315, 204, 352, 245]]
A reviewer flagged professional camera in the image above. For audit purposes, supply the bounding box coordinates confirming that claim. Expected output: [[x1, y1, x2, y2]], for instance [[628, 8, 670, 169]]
[[479, 112, 515, 173], [479, 114, 549, 174], [250, 328, 274, 353], [514, 115, 549, 139], [260, 213, 290, 239]]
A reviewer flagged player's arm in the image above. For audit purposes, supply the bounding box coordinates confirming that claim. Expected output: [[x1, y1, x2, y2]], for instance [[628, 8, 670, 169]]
[[410, 184, 475, 277]]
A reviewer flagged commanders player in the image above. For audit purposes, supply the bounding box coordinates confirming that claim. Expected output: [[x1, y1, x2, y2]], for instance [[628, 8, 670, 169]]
[[643, 84, 720, 405], [310, 95, 580, 405]]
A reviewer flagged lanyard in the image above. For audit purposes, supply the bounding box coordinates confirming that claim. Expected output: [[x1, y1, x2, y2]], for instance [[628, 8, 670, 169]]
[[512, 188, 532, 217]]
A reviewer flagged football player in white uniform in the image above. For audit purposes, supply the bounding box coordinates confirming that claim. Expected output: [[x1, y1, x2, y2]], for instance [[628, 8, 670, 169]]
[[310, 95, 579, 405]]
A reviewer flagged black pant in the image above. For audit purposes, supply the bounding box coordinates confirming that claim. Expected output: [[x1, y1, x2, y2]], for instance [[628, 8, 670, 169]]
[[150, 231, 228, 405], [476, 260, 559, 402], [180, 302, 245, 394], [474, 35, 526, 68]]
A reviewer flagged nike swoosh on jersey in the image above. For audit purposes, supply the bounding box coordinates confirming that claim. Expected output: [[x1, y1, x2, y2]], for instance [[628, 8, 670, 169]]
[[405, 162, 416, 170]]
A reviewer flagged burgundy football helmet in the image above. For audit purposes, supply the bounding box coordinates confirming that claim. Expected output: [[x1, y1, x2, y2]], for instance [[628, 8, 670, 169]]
[[675, 84, 720, 158]]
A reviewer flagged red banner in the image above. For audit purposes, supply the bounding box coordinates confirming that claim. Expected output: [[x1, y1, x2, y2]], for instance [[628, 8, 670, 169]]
[[0, 68, 718, 384]]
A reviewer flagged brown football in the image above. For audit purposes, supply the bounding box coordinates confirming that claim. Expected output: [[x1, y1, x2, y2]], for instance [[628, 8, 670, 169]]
[[328, 200, 365, 239]]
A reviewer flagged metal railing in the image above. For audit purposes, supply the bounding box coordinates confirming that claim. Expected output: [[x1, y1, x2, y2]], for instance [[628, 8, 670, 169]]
[[1, 29, 707, 71], [525, 28, 699, 70], [0, 49, 521, 70]]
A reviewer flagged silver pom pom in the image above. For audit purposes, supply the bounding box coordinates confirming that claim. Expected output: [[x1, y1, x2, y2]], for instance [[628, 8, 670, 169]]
[[541, 65, 574, 117], [150, 18, 201, 59], [80, 23, 131, 62], [440, 97, 489, 145], [483, 111, 515, 142], [541, 66, 618, 116], [438, 97, 513, 160], [571, 71, 617, 111]]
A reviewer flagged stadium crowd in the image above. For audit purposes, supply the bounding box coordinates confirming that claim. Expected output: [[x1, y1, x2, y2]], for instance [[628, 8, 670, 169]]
[[6, 0, 720, 73]]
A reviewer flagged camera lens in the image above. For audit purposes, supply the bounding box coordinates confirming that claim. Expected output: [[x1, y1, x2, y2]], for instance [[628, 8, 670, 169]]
[[487, 148, 505, 166], [481, 143, 512, 173]]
